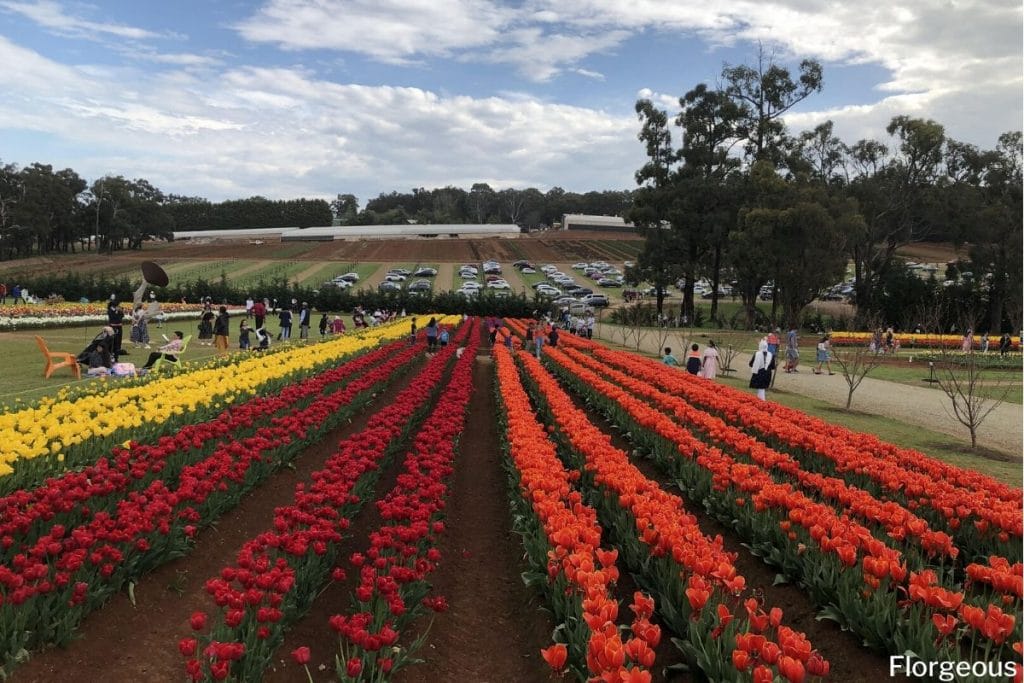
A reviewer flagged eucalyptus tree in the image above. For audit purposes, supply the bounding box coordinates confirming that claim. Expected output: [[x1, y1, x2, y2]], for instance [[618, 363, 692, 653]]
[[845, 116, 946, 318], [721, 47, 824, 164]]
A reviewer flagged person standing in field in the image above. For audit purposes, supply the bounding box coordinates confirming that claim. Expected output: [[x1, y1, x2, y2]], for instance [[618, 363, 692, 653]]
[[130, 303, 150, 349], [214, 305, 230, 352], [278, 307, 293, 340], [0, 282, 6, 304], [425, 317, 438, 351], [245, 296, 254, 319], [239, 320, 252, 350], [785, 327, 800, 372], [701, 340, 719, 380], [534, 323, 546, 359], [107, 295, 126, 356], [298, 302, 311, 340]]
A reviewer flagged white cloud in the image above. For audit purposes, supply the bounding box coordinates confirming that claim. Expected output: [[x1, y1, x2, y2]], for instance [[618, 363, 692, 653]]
[[0, 38, 644, 200], [0, 0, 169, 40]]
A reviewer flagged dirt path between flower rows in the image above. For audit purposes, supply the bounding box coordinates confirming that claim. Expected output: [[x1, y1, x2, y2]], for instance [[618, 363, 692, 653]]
[[591, 327, 1023, 457], [398, 331, 553, 683]]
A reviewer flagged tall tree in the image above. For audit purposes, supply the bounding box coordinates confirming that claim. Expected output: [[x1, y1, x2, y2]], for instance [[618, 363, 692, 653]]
[[676, 84, 743, 321], [721, 46, 824, 164]]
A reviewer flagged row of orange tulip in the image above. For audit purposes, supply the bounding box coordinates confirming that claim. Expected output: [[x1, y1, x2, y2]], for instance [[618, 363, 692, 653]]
[[563, 347, 956, 561], [538, 343, 1020, 665], [583, 344, 1022, 562], [493, 343, 654, 683], [513, 348, 830, 682]]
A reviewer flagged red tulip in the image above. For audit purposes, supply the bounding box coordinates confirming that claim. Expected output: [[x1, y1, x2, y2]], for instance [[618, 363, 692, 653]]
[[291, 646, 311, 665], [541, 643, 568, 671]]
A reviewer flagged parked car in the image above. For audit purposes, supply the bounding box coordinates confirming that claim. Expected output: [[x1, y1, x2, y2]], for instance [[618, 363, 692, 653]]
[[540, 265, 557, 273], [513, 260, 532, 268], [487, 280, 511, 290], [339, 272, 360, 282], [597, 278, 622, 288], [408, 280, 432, 292], [384, 274, 407, 282], [520, 267, 536, 274], [378, 281, 401, 292], [459, 271, 477, 280], [387, 268, 411, 276], [461, 281, 482, 290], [580, 294, 609, 307], [572, 262, 588, 270], [413, 267, 437, 277]]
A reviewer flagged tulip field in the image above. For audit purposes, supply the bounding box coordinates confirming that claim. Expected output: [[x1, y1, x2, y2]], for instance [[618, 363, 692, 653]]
[[0, 315, 1020, 682]]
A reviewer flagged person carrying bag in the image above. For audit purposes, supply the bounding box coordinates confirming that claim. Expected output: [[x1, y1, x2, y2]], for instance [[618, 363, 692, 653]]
[[749, 339, 775, 401]]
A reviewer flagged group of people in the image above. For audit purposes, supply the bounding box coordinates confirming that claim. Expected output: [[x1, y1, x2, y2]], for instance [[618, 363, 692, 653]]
[[0, 283, 30, 305], [662, 341, 720, 379]]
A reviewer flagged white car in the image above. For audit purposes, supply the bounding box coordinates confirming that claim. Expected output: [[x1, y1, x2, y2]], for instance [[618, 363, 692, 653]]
[[339, 272, 360, 282], [384, 274, 407, 282], [487, 280, 511, 289], [459, 271, 477, 280], [540, 265, 557, 273], [572, 262, 588, 270], [461, 281, 482, 290], [520, 267, 536, 274]]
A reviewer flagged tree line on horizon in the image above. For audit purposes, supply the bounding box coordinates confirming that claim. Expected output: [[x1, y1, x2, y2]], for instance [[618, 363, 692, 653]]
[[0, 48, 1018, 332], [626, 49, 1021, 333]]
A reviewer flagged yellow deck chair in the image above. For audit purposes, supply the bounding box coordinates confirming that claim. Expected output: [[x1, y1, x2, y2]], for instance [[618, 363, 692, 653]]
[[150, 333, 192, 370]]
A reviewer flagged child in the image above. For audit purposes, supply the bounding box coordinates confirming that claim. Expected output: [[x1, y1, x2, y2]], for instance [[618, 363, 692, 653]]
[[439, 327, 450, 348], [255, 326, 270, 351], [319, 314, 329, 338], [662, 347, 678, 366], [685, 343, 702, 375], [332, 315, 346, 335], [239, 320, 252, 350]]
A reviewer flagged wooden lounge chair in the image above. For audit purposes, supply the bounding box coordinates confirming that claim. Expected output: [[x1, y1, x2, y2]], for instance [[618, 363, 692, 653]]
[[150, 335, 192, 372], [35, 335, 81, 380]]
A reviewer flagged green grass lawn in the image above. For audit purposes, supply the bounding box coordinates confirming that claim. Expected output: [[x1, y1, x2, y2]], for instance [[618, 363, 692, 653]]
[[3, 321, 224, 408], [864, 363, 1022, 404]]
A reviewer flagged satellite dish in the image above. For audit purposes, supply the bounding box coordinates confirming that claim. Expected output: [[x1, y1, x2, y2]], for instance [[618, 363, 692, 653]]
[[140, 261, 169, 287]]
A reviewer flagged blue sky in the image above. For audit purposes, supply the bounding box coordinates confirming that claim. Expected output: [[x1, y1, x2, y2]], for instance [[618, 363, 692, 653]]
[[1, 0, 1020, 204]]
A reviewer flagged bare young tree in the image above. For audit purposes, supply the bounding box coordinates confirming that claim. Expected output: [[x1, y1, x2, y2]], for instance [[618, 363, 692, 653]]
[[934, 348, 1009, 449], [831, 338, 883, 410], [927, 311, 1010, 448]]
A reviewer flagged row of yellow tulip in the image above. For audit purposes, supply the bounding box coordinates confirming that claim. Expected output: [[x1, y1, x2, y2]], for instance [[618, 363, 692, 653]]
[[0, 316, 456, 479]]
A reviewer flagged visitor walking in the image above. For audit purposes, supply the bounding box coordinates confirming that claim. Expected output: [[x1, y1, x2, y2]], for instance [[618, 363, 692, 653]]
[[813, 334, 834, 375], [685, 343, 702, 375], [252, 299, 267, 330], [749, 339, 775, 401], [701, 340, 719, 380], [785, 327, 800, 372], [425, 317, 438, 351], [245, 296, 254, 319], [198, 308, 215, 346]]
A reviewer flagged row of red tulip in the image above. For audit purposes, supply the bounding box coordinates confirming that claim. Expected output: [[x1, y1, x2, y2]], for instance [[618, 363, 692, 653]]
[[0, 341, 420, 678], [514, 348, 829, 682], [493, 343, 654, 683], [0, 341, 405, 563], [321, 319, 481, 681], [585, 344, 1022, 561], [561, 347, 957, 562], [539, 344, 1020, 664], [183, 323, 472, 681]]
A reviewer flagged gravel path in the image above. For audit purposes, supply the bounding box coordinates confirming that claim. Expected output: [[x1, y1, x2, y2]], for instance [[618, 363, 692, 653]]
[[592, 326, 1023, 457]]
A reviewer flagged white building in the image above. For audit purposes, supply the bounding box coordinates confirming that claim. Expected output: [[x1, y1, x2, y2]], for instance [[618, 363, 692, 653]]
[[561, 214, 635, 232]]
